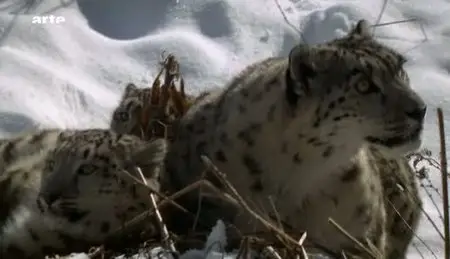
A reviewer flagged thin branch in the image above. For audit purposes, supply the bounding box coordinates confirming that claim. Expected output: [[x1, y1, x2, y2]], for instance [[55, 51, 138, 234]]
[[135, 167, 177, 253], [273, 0, 306, 43], [386, 199, 439, 259], [328, 218, 377, 259], [372, 0, 389, 34], [437, 108, 450, 259], [200, 155, 305, 253]]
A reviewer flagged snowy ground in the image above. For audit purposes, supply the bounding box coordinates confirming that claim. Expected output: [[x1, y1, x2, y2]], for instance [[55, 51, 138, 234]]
[[0, 0, 448, 258]]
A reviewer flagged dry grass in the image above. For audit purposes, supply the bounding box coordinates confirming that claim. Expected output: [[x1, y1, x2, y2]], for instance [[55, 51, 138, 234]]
[[127, 51, 196, 142]]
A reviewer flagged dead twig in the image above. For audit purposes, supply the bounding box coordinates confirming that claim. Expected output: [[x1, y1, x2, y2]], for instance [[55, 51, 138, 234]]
[[201, 155, 308, 254], [273, 0, 305, 43], [328, 218, 377, 259], [386, 199, 439, 259], [135, 167, 177, 254], [437, 108, 450, 259]]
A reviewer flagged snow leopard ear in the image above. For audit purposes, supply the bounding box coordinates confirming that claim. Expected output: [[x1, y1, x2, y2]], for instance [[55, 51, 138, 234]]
[[286, 44, 318, 103], [349, 19, 371, 38], [124, 83, 138, 96]]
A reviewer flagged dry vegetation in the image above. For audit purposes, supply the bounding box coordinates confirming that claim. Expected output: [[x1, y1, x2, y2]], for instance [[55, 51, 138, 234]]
[[48, 54, 449, 259]]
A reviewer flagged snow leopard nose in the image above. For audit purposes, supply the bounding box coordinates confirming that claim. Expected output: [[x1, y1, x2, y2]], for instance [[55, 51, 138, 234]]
[[406, 106, 427, 122], [38, 192, 59, 208]]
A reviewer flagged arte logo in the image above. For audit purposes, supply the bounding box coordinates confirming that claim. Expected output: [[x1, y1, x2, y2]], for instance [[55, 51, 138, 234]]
[[32, 15, 66, 24]]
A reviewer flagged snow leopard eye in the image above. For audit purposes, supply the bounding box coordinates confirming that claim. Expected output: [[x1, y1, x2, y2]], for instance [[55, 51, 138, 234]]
[[46, 160, 55, 171], [350, 68, 380, 95], [115, 111, 129, 121], [76, 164, 98, 175], [355, 80, 380, 95]]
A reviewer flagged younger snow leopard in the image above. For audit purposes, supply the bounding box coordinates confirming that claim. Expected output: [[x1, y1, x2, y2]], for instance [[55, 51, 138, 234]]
[[0, 129, 167, 258], [110, 83, 211, 140], [162, 20, 425, 258]]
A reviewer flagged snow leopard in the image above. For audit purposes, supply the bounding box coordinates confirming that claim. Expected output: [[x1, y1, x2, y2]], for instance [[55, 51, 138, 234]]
[[163, 20, 425, 258], [0, 129, 167, 258]]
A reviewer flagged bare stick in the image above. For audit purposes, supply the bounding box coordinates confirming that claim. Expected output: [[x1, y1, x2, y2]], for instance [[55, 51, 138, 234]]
[[437, 107, 450, 259], [297, 233, 309, 259], [265, 246, 283, 259], [328, 218, 377, 259], [112, 171, 238, 237], [373, 18, 417, 28], [200, 155, 305, 252], [135, 167, 177, 253], [373, 0, 388, 34], [273, 0, 305, 43], [386, 199, 439, 259]]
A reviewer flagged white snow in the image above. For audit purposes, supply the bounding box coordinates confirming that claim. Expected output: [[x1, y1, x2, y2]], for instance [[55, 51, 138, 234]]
[[0, 0, 448, 258]]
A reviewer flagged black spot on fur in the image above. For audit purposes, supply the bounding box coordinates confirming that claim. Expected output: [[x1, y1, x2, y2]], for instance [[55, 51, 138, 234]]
[[251, 91, 263, 102], [22, 172, 30, 180], [242, 154, 263, 175], [186, 123, 194, 133], [241, 88, 250, 98], [292, 153, 302, 164], [332, 113, 351, 121], [238, 104, 247, 113], [195, 141, 207, 155], [341, 166, 359, 182], [82, 149, 89, 159], [307, 137, 318, 144], [391, 214, 406, 236], [237, 130, 254, 146], [2, 142, 14, 164], [204, 103, 214, 110], [327, 101, 336, 110], [355, 204, 368, 217], [313, 121, 320, 128], [219, 132, 230, 145], [127, 206, 137, 212], [215, 150, 228, 162], [100, 221, 110, 233], [130, 183, 139, 198], [371, 218, 385, 247], [370, 183, 376, 193], [322, 146, 334, 158], [267, 76, 278, 87], [64, 210, 89, 223], [29, 131, 49, 144], [307, 137, 325, 147], [267, 103, 276, 122], [250, 179, 264, 192], [28, 228, 40, 241]]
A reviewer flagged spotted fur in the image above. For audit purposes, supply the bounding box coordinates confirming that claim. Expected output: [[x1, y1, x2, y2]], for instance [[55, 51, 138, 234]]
[[0, 129, 167, 258], [164, 20, 425, 259]]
